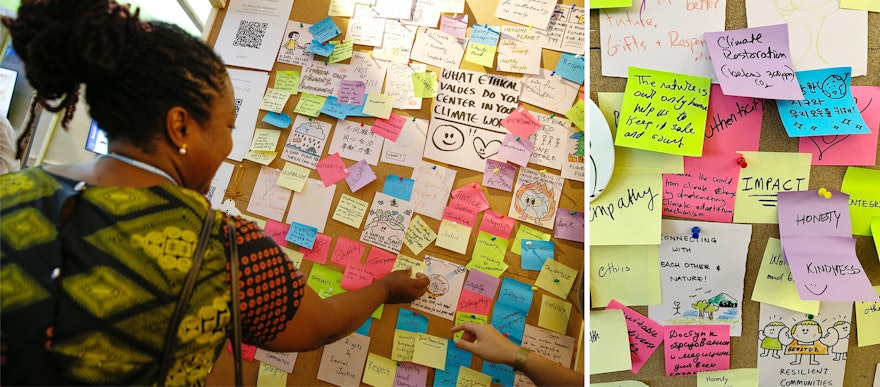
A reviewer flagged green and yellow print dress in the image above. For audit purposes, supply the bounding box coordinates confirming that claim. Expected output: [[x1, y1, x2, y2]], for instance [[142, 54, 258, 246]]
[[1, 168, 305, 386]]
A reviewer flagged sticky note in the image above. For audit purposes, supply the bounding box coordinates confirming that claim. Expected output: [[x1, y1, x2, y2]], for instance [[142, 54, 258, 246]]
[[383, 175, 415, 201], [479, 209, 515, 239], [300, 233, 331, 264], [274, 70, 300, 95], [482, 159, 516, 192], [363, 353, 397, 387], [435, 219, 471, 255], [306, 263, 344, 299], [606, 299, 664, 374], [664, 325, 731, 376], [262, 111, 293, 129], [855, 286, 880, 347], [363, 248, 396, 279], [412, 71, 438, 98], [285, 221, 318, 249], [590, 244, 662, 308], [309, 17, 342, 43], [338, 79, 366, 106], [363, 93, 394, 119], [553, 53, 585, 84], [733, 151, 812, 224], [277, 162, 310, 192], [589, 309, 633, 375], [498, 277, 535, 313], [465, 255, 509, 278], [331, 236, 366, 268], [397, 308, 429, 334], [392, 329, 419, 362], [841, 166, 880, 236], [308, 39, 335, 56], [501, 106, 542, 138], [521, 240, 554, 271], [411, 333, 448, 370], [392, 255, 426, 277], [315, 152, 349, 187], [697, 368, 758, 387], [453, 312, 489, 341], [538, 295, 571, 334], [257, 362, 288, 386], [511, 225, 551, 255], [250, 128, 281, 151], [259, 88, 291, 113], [243, 150, 276, 165], [345, 159, 377, 193], [456, 366, 491, 387], [293, 93, 327, 117], [404, 216, 437, 255], [372, 113, 407, 141], [328, 39, 353, 63], [332, 193, 369, 229]]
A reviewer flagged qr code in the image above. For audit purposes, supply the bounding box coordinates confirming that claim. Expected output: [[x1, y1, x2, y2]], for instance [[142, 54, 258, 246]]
[[232, 20, 268, 49], [234, 98, 242, 118]]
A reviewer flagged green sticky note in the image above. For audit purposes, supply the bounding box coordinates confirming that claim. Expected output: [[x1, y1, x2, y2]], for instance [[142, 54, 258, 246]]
[[589, 309, 632, 375], [471, 231, 509, 263], [465, 254, 509, 278], [307, 263, 344, 299], [464, 42, 497, 68], [294, 93, 327, 117], [733, 151, 812, 224], [511, 225, 550, 255], [328, 39, 354, 63], [411, 71, 438, 98], [392, 254, 426, 278], [855, 286, 880, 347], [842, 167, 880, 236], [615, 67, 711, 156], [453, 312, 488, 340], [536, 259, 578, 299], [697, 368, 759, 387], [566, 99, 585, 131], [750, 238, 820, 315], [872, 216, 880, 260], [274, 70, 300, 95], [391, 329, 418, 362], [590, 244, 662, 307], [590, 0, 632, 8], [599, 92, 684, 173]]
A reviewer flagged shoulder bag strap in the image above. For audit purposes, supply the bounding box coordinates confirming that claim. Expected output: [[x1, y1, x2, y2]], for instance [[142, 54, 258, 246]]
[[226, 215, 244, 387], [158, 209, 216, 386]]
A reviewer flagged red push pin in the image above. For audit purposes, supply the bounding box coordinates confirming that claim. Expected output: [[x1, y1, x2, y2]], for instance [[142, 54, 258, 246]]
[[736, 156, 748, 168], [503, 333, 511, 338]]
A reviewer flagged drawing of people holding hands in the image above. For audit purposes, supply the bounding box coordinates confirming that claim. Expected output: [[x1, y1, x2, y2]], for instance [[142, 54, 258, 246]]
[[828, 321, 850, 361], [779, 319, 839, 366], [758, 321, 787, 359]]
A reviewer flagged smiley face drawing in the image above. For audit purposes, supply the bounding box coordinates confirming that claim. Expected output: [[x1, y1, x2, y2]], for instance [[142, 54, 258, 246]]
[[804, 283, 828, 296], [432, 124, 465, 151]]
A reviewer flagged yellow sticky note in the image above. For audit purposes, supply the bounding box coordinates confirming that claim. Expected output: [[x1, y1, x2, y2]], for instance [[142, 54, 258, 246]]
[[277, 162, 310, 192], [259, 87, 291, 113], [614, 67, 711, 156], [750, 238, 819, 315], [464, 42, 497, 68], [436, 219, 471, 254], [392, 254, 426, 277], [412, 71, 438, 98], [464, 254, 509, 278], [697, 368, 759, 387], [856, 286, 880, 347], [363, 353, 397, 387], [872, 216, 880, 260], [257, 362, 288, 387], [840, 0, 880, 11], [590, 244, 661, 307], [733, 151, 812, 224], [842, 167, 880, 236], [456, 366, 491, 387], [589, 309, 632, 375], [332, 194, 369, 229], [590, 167, 663, 245], [240, 213, 266, 229], [363, 93, 394, 119], [404, 216, 437, 255], [274, 70, 300, 95], [250, 128, 282, 151], [538, 295, 571, 334], [566, 99, 585, 131], [411, 333, 448, 370], [281, 247, 303, 268], [391, 329, 419, 362], [471, 231, 508, 263], [244, 150, 277, 165], [511, 225, 550, 255], [599, 92, 684, 173], [536, 259, 577, 299], [328, 39, 354, 63], [454, 312, 488, 340], [294, 93, 327, 117]]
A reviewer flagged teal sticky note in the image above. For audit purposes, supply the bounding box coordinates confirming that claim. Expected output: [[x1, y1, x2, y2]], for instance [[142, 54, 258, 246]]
[[383, 175, 415, 201], [482, 361, 514, 387], [308, 40, 335, 56], [320, 96, 364, 120], [521, 240, 555, 271], [554, 53, 585, 84], [309, 17, 341, 43], [469, 24, 500, 46], [490, 302, 527, 341], [285, 221, 318, 249], [262, 111, 292, 129], [498, 277, 534, 313], [355, 318, 372, 336], [396, 308, 429, 333]]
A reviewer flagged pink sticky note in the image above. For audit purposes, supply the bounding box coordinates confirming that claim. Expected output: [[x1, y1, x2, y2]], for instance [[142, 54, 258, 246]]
[[704, 84, 763, 155], [372, 113, 407, 142], [300, 233, 332, 264], [799, 86, 880, 166], [553, 209, 584, 243], [394, 362, 429, 387], [479, 210, 515, 239], [663, 325, 730, 377], [363, 247, 397, 279], [264, 219, 291, 247], [338, 80, 366, 106], [442, 205, 477, 228], [345, 159, 377, 192], [330, 236, 367, 268], [606, 299, 664, 374], [456, 290, 493, 316], [662, 153, 741, 223], [439, 14, 468, 40], [462, 269, 501, 298], [482, 159, 516, 192], [451, 183, 490, 212], [498, 133, 535, 166], [341, 263, 374, 290], [501, 106, 542, 138], [316, 152, 350, 187], [227, 342, 258, 361]]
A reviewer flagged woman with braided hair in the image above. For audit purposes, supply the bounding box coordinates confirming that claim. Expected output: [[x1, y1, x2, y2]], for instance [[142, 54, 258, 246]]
[[0, 1, 428, 385]]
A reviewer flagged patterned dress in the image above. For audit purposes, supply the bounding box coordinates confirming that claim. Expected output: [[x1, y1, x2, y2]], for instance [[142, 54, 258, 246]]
[[1, 168, 305, 386]]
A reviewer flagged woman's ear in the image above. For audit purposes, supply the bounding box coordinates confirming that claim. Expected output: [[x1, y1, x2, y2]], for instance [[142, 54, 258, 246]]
[[165, 106, 190, 149]]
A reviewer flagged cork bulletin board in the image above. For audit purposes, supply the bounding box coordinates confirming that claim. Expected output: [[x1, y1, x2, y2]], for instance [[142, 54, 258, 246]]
[[204, 0, 587, 385], [589, 1, 880, 386]]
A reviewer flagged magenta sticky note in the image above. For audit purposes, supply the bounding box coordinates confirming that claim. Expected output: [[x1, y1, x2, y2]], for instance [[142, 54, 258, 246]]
[[498, 133, 534, 167], [341, 263, 374, 291], [316, 152, 350, 187], [783, 236, 880, 302], [394, 362, 429, 387], [338, 80, 366, 106], [462, 269, 501, 298], [606, 299, 664, 374], [501, 106, 542, 138], [662, 152, 741, 223], [553, 208, 584, 243], [664, 324, 730, 377], [372, 113, 407, 142], [345, 159, 377, 192], [330, 236, 366, 268], [479, 209, 515, 239], [482, 159, 516, 192], [451, 183, 490, 212], [777, 190, 852, 238], [227, 342, 258, 361], [264, 218, 291, 247], [799, 86, 880, 166], [363, 247, 397, 279], [442, 204, 478, 228], [300, 233, 332, 264], [456, 289, 493, 316], [703, 84, 763, 155]]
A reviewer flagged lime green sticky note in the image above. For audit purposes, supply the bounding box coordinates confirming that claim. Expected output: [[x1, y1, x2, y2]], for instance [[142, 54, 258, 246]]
[[566, 99, 584, 131], [372, 304, 383, 319], [436, 219, 471, 254], [411, 333, 448, 370], [328, 39, 354, 63], [307, 263, 345, 299], [856, 286, 880, 347], [840, 0, 880, 11], [453, 312, 488, 340], [257, 362, 288, 387], [599, 92, 684, 173], [471, 231, 509, 263], [274, 70, 300, 95], [697, 368, 758, 386], [281, 247, 304, 268], [511, 225, 550, 255], [590, 167, 663, 245], [872, 216, 880, 260], [465, 254, 509, 278], [363, 93, 394, 119], [392, 254, 426, 277], [590, 244, 661, 307], [412, 71, 438, 98], [614, 67, 711, 156], [538, 295, 571, 334], [590, 0, 632, 7], [294, 93, 327, 117], [405, 216, 437, 255], [391, 329, 418, 362], [750, 238, 819, 315], [457, 366, 491, 387], [842, 167, 880, 236], [244, 150, 277, 166], [733, 151, 812, 224], [536, 259, 578, 299], [589, 309, 632, 375], [363, 352, 398, 387], [464, 42, 497, 68], [277, 162, 310, 192]]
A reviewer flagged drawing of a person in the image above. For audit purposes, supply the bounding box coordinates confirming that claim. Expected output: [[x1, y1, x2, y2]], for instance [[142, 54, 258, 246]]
[[672, 301, 681, 315], [284, 31, 307, 52], [779, 319, 838, 365], [758, 321, 786, 359], [828, 321, 850, 361]]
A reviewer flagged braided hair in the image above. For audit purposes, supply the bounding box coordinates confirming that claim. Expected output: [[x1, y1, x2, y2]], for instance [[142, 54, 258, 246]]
[[1, 0, 228, 158]]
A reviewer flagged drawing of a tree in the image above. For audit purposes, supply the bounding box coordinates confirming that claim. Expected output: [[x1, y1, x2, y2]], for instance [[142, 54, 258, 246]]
[[692, 300, 707, 319], [704, 304, 719, 320]]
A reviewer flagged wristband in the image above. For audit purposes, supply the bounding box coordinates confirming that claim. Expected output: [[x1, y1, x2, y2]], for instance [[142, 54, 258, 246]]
[[513, 347, 530, 372]]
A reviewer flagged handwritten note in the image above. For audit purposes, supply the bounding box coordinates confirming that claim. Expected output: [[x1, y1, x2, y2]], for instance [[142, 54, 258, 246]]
[[439, 14, 468, 39], [589, 309, 633, 375], [274, 70, 301, 94], [591, 168, 662, 245], [733, 151, 811, 224], [697, 368, 759, 387], [394, 362, 429, 387], [404, 216, 437, 255], [841, 166, 880, 236], [277, 21, 314, 67], [255, 348, 298, 374], [799, 86, 880, 166], [782, 236, 879, 301], [535, 259, 577, 299], [332, 193, 369, 228], [410, 28, 466, 69], [482, 159, 516, 192], [538, 295, 572, 334], [498, 134, 534, 167], [508, 167, 564, 228], [456, 366, 491, 387], [331, 235, 366, 268], [385, 62, 425, 110], [777, 190, 852, 238], [411, 71, 438, 98], [777, 67, 869, 137], [338, 80, 366, 106], [360, 192, 414, 253], [590, 245, 661, 307], [750, 238, 820, 315], [281, 115, 331, 168], [664, 325, 731, 377], [328, 120, 383, 165], [363, 248, 396, 279], [299, 62, 349, 98], [381, 117, 428, 168], [373, 21, 417, 63], [543, 4, 585, 54], [606, 300, 664, 374], [300, 233, 331, 264], [346, 4, 384, 46], [554, 209, 584, 243], [315, 152, 349, 187], [411, 333, 448, 370], [856, 286, 880, 347], [372, 113, 406, 142], [521, 240, 554, 271], [328, 39, 353, 63], [316, 333, 370, 386], [554, 53, 585, 84], [494, 0, 556, 30], [363, 93, 394, 119], [479, 209, 515, 239], [247, 166, 292, 222], [286, 178, 336, 233], [363, 352, 397, 387], [435, 68, 521, 132], [497, 26, 543, 75], [520, 68, 580, 115]]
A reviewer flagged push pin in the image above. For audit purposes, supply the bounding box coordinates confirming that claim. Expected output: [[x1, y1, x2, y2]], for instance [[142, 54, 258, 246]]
[[550, 71, 556, 77], [473, 183, 478, 189], [400, 176, 404, 181], [550, 114, 555, 118], [413, 311, 418, 316], [432, 165, 437, 169], [691, 226, 700, 239], [491, 236, 497, 241], [540, 169, 546, 174], [515, 136, 520, 141], [503, 332, 511, 337], [493, 168, 500, 174], [818, 188, 832, 199], [553, 278, 560, 283], [736, 156, 748, 168], [570, 210, 577, 215], [531, 286, 537, 291], [471, 314, 476, 319], [343, 169, 349, 174], [413, 116, 418, 122]]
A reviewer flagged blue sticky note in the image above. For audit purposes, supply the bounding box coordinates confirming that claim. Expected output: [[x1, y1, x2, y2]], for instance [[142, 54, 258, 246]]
[[521, 240, 555, 271], [554, 53, 585, 84], [777, 67, 870, 137], [490, 303, 526, 341], [383, 175, 415, 201], [309, 17, 342, 43], [321, 96, 365, 120], [396, 308, 429, 333], [497, 277, 534, 313], [355, 318, 372, 336], [469, 24, 500, 46], [435, 340, 473, 386], [262, 111, 292, 129], [482, 362, 515, 387], [307, 40, 335, 56], [285, 221, 318, 249]]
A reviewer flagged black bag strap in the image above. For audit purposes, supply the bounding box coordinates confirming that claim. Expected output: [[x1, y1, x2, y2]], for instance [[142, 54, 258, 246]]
[[226, 215, 244, 387], [158, 209, 216, 386]]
